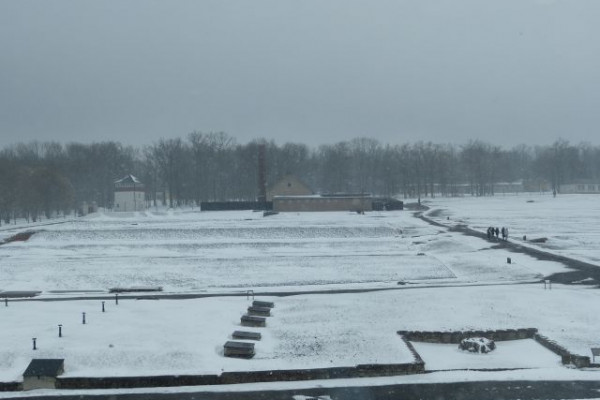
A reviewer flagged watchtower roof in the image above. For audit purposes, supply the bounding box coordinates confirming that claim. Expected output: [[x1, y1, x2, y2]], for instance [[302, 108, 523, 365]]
[[115, 174, 141, 185]]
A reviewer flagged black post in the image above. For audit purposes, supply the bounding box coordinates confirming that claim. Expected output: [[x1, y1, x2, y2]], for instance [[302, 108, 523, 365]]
[[115, 293, 119, 305], [4, 298, 7, 307], [58, 324, 62, 338], [82, 312, 86, 324], [102, 301, 105, 312], [32, 338, 37, 350]]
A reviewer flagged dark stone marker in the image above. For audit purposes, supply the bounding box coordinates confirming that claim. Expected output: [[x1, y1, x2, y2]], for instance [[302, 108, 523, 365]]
[[252, 300, 274, 308], [441, 332, 452, 343], [224, 341, 255, 359], [450, 332, 463, 343], [232, 331, 262, 341], [247, 306, 271, 316], [241, 315, 266, 327], [517, 328, 529, 339]]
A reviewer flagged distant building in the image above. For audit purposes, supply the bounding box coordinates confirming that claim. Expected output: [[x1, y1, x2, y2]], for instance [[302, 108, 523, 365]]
[[23, 359, 64, 391], [78, 201, 98, 216], [267, 175, 313, 201], [273, 193, 373, 212], [114, 174, 146, 212], [560, 180, 600, 194]]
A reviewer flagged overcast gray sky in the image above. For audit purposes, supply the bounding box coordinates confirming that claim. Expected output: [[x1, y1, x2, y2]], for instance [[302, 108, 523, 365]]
[[1, 0, 599, 149]]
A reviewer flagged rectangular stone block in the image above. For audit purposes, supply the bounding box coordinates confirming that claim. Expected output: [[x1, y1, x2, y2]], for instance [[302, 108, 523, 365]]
[[247, 306, 271, 316], [232, 331, 262, 341], [224, 341, 255, 359], [241, 315, 266, 327], [253, 300, 274, 308]]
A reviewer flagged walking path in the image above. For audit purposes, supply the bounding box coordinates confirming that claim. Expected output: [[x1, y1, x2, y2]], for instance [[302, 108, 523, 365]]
[[417, 209, 600, 285]]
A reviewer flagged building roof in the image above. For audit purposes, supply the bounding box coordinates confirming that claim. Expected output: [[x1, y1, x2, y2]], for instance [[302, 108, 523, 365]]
[[115, 174, 142, 185], [273, 193, 372, 200], [23, 359, 64, 377]]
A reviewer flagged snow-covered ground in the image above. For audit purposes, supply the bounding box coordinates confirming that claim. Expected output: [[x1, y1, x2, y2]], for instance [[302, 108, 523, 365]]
[[1, 197, 599, 387], [424, 193, 600, 266], [0, 209, 561, 292]]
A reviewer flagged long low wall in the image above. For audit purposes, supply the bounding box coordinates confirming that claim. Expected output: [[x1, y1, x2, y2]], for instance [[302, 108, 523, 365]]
[[54, 361, 425, 390], [533, 333, 591, 368], [0, 382, 21, 392], [398, 328, 538, 343]]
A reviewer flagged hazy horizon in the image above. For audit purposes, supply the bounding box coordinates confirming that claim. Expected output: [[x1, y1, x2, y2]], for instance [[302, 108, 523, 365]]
[[2, 0, 599, 149]]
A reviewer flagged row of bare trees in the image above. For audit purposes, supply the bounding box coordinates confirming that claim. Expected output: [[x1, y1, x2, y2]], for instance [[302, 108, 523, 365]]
[[1, 135, 600, 221]]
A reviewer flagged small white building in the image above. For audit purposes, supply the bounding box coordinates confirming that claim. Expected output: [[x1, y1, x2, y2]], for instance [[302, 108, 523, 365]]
[[114, 175, 146, 212]]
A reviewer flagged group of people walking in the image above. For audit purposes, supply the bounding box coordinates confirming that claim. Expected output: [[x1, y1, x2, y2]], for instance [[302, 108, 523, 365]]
[[487, 226, 509, 241]]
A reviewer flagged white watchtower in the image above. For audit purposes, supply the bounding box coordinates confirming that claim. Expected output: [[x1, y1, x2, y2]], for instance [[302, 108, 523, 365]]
[[114, 174, 146, 212]]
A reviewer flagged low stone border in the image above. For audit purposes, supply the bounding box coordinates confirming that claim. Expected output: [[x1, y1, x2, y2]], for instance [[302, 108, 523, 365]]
[[0, 382, 22, 392], [52, 361, 425, 390], [397, 328, 538, 343], [400, 336, 425, 364], [398, 329, 593, 369], [57, 375, 220, 389], [533, 333, 590, 368]]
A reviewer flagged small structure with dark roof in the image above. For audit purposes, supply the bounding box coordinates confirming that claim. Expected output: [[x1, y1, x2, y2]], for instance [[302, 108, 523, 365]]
[[23, 359, 64, 391], [114, 174, 146, 212]]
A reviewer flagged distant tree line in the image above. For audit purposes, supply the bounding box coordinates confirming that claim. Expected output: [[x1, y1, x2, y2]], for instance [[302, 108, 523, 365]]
[[1, 134, 600, 223]]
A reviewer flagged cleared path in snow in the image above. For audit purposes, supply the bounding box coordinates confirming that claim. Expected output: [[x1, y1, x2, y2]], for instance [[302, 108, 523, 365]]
[[419, 208, 600, 285]]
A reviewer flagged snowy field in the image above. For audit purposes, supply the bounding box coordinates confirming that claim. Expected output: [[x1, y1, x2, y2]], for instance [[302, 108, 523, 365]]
[[425, 193, 600, 266], [0, 209, 553, 293], [1, 197, 600, 387], [2, 284, 599, 383]]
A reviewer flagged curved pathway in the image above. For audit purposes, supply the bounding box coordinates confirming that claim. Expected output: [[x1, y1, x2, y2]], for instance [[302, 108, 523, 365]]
[[417, 209, 600, 285]]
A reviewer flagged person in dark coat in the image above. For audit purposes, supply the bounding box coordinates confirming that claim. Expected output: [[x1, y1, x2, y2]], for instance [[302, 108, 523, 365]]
[[495, 227, 500, 238]]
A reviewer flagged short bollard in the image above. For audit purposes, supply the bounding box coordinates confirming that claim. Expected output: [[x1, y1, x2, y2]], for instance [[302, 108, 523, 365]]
[[58, 324, 62, 338], [102, 301, 105, 312], [115, 294, 119, 305], [82, 312, 86, 324], [507, 257, 511, 264], [32, 338, 37, 350]]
